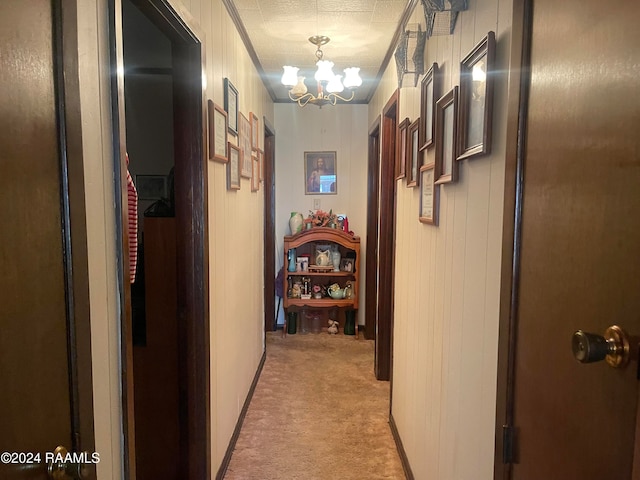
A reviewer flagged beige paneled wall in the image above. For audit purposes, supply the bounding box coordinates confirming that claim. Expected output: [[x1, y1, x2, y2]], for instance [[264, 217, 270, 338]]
[[369, 0, 513, 478], [274, 103, 369, 326], [184, 0, 274, 471]]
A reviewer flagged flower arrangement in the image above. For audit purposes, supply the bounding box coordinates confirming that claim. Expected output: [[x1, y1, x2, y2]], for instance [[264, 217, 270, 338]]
[[305, 209, 337, 228]]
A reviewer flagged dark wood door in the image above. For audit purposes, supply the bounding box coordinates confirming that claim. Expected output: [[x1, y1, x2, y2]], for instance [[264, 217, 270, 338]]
[[0, 1, 93, 478], [510, 0, 640, 477]]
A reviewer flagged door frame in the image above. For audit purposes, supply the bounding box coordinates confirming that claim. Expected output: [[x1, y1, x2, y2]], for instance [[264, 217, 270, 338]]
[[56, 0, 96, 455], [263, 117, 276, 333], [367, 89, 399, 381], [365, 115, 381, 342], [109, 0, 210, 478], [494, 0, 529, 476]]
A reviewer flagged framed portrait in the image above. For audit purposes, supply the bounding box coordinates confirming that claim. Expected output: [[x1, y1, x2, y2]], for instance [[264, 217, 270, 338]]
[[340, 258, 353, 273], [223, 78, 238, 136], [136, 175, 166, 200], [251, 153, 260, 192], [304, 151, 337, 195], [406, 118, 420, 188], [250, 112, 259, 150], [208, 100, 228, 163], [457, 31, 496, 161], [396, 117, 410, 180], [419, 164, 439, 225], [227, 142, 241, 190], [419, 63, 441, 151], [435, 86, 459, 185], [239, 112, 252, 178]]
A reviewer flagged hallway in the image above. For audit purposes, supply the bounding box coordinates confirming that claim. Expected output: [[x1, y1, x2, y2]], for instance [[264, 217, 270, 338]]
[[223, 332, 405, 479]]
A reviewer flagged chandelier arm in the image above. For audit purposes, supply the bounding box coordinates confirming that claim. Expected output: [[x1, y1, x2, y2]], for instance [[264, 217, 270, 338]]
[[289, 91, 313, 102], [298, 94, 316, 107], [326, 90, 355, 103]]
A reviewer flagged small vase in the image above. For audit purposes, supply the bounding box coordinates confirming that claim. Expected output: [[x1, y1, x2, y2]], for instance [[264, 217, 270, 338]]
[[287, 312, 298, 334], [289, 212, 303, 235], [331, 248, 341, 272], [287, 248, 297, 272], [344, 310, 356, 335]]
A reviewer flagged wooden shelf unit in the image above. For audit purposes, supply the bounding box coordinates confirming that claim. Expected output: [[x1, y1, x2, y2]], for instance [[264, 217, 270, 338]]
[[283, 227, 360, 337]]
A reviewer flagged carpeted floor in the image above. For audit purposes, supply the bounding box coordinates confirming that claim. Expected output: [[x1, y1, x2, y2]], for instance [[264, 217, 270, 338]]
[[223, 331, 406, 480]]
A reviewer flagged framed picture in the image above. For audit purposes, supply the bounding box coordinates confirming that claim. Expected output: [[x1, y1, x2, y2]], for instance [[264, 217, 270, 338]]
[[250, 112, 259, 150], [208, 100, 228, 163], [406, 118, 420, 188], [251, 153, 260, 192], [239, 112, 252, 178], [223, 78, 238, 136], [457, 31, 496, 161], [340, 258, 353, 273], [304, 151, 337, 195], [435, 86, 459, 185], [227, 142, 241, 190], [419, 164, 439, 225], [396, 117, 410, 180], [419, 63, 440, 151], [135, 174, 166, 200]]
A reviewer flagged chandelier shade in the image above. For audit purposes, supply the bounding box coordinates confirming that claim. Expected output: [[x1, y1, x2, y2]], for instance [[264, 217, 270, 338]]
[[281, 66, 299, 87], [281, 36, 362, 108], [343, 68, 363, 88]]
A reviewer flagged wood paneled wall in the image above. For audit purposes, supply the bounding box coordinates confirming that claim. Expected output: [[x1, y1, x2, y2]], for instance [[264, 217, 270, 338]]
[[177, 0, 274, 471], [369, 0, 513, 477]]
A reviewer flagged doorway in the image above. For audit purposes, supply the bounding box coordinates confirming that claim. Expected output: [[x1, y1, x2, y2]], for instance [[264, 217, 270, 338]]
[[366, 90, 399, 381], [495, 0, 640, 477], [263, 118, 277, 333], [110, 0, 210, 478]]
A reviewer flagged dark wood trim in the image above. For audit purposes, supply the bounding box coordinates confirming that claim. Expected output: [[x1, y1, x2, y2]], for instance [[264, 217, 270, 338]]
[[365, 116, 381, 342], [494, 0, 530, 478], [264, 118, 276, 332], [107, 1, 137, 477], [389, 413, 415, 480], [130, 0, 203, 43], [216, 350, 267, 480], [56, 0, 96, 456], [376, 89, 399, 382], [366, 0, 419, 103], [220, 0, 277, 101], [112, 1, 211, 478], [173, 37, 211, 480]]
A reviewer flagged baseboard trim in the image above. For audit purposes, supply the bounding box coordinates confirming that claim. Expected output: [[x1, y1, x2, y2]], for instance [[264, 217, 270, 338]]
[[215, 349, 267, 480], [389, 412, 415, 480]]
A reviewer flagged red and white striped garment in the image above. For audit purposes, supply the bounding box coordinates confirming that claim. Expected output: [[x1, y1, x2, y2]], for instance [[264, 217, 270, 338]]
[[126, 153, 138, 283]]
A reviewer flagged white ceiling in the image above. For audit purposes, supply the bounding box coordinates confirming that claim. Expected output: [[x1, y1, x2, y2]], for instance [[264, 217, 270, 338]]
[[227, 0, 417, 103]]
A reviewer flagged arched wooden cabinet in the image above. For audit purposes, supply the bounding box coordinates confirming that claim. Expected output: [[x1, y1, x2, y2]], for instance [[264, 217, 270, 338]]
[[283, 227, 360, 337]]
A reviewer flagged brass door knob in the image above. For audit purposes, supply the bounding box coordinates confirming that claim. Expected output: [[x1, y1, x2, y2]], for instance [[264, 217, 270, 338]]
[[571, 325, 630, 368], [47, 446, 89, 480]]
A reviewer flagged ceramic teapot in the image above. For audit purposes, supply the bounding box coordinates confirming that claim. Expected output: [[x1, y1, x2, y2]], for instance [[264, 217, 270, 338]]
[[327, 283, 345, 299], [315, 245, 332, 267]]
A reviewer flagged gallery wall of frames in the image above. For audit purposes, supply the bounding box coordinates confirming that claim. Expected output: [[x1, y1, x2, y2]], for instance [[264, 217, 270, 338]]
[[396, 31, 496, 226]]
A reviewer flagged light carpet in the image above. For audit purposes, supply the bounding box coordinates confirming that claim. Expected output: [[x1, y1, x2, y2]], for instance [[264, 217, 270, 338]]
[[223, 331, 406, 480]]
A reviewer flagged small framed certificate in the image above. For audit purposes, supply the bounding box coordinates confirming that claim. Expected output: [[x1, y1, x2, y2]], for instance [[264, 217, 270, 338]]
[[419, 164, 439, 225]]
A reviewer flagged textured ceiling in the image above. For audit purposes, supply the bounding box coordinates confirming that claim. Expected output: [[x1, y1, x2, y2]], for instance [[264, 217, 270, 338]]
[[228, 0, 416, 103]]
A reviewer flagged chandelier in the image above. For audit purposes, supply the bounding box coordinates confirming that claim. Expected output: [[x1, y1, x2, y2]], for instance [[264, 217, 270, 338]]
[[281, 35, 362, 108]]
